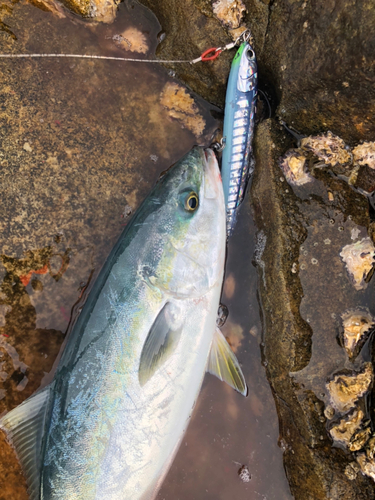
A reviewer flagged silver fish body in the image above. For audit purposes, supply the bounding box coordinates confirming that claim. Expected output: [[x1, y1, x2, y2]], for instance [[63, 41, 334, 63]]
[[1, 147, 237, 500]]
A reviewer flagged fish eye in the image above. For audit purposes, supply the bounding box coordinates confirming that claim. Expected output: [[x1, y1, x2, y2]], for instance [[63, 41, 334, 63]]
[[184, 192, 199, 212]]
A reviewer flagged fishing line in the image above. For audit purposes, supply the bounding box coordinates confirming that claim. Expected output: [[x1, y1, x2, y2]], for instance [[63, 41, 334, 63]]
[[0, 30, 252, 65], [0, 53, 192, 63]]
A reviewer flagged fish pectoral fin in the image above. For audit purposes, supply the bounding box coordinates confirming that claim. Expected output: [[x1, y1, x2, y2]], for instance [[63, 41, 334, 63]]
[[0, 383, 54, 500], [139, 302, 183, 386], [207, 327, 247, 396]]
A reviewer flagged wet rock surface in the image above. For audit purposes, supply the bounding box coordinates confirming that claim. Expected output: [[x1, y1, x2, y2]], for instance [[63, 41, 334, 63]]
[[138, 0, 269, 107], [136, 0, 375, 146], [251, 120, 375, 499], [0, 1, 295, 500]]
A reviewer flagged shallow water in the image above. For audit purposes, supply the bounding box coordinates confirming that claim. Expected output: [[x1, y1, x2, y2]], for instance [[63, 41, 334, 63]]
[[0, 1, 291, 499]]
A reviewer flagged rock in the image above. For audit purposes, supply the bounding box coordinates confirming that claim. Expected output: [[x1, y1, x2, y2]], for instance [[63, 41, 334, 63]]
[[31, 0, 118, 22], [138, 0, 269, 107], [353, 165, 375, 194], [262, 0, 375, 143], [251, 120, 375, 499]]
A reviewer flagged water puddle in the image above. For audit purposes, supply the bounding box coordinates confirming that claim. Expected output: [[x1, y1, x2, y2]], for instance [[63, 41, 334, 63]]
[[0, 1, 291, 498]]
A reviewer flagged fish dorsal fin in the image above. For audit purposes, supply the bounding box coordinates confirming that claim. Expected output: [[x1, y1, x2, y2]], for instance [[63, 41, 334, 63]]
[[0, 384, 53, 500], [208, 328, 247, 396], [139, 302, 183, 386]]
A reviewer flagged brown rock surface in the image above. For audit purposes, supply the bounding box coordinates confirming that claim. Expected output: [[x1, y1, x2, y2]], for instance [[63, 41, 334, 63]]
[[251, 120, 375, 499]]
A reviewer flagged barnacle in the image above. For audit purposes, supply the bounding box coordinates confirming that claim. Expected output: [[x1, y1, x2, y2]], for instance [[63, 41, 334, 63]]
[[326, 363, 373, 413], [300, 131, 351, 167], [340, 237, 375, 291], [328, 409, 364, 448], [345, 462, 361, 481], [340, 309, 374, 359], [350, 426, 371, 452], [357, 448, 375, 482], [212, 0, 246, 29], [279, 150, 312, 186], [352, 142, 375, 170]]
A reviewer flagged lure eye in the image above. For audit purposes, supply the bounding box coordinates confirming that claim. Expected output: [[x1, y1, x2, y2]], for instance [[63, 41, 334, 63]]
[[184, 192, 199, 212], [246, 49, 255, 60]]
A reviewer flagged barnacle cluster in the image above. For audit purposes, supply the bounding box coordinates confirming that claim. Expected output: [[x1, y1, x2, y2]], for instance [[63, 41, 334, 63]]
[[328, 409, 364, 449], [326, 364, 373, 457], [322, 265, 375, 474], [324, 315, 375, 480], [357, 438, 375, 481], [279, 131, 375, 191]]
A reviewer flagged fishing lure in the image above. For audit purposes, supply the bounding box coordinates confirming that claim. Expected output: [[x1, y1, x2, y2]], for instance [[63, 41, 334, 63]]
[[221, 41, 257, 237]]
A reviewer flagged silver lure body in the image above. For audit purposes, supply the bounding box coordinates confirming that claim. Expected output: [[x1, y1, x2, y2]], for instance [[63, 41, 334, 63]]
[[0, 147, 226, 500], [221, 42, 257, 236]]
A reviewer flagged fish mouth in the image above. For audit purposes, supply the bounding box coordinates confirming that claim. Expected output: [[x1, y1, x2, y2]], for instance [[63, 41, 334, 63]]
[[203, 148, 223, 200]]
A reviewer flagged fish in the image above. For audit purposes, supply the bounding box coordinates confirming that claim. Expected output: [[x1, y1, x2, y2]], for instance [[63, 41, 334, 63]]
[[221, 42, 258, 237], [0, 146, 247, 500]]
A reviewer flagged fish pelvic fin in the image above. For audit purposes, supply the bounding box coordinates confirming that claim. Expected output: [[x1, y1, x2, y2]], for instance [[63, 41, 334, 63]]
[[0, 384, 54, 500], [208, 327, 247, 396], [139, 302, 183, 386]]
